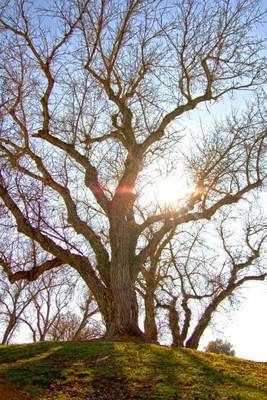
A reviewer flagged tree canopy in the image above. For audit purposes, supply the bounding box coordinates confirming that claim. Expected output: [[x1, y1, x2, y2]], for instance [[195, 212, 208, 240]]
[[205, 339, 235, 356], [0, 0, 266, 341]]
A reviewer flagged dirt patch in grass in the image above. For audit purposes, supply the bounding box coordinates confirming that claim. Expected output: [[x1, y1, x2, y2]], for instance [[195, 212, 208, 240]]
[[0, 383, 29, 400]]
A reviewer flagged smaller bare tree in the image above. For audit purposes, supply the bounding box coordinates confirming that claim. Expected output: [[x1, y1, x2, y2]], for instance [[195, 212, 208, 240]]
[[20, 268, 76, 342], [139, 209, 267, 348], [0, 270, 35, 344], [185, 215, 267, 349], [137, 228, 176, 342], [47, 290, 103, 342]]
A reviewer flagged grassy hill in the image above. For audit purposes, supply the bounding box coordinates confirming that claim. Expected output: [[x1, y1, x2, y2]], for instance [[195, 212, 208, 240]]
[[0, 341, 267, 400]]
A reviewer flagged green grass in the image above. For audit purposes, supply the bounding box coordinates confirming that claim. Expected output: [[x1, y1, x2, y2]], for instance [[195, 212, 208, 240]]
[[0, 341, 267, 399]]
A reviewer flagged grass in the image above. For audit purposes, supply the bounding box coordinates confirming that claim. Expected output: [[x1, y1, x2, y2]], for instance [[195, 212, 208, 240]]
[[0, 341, 267, 399]]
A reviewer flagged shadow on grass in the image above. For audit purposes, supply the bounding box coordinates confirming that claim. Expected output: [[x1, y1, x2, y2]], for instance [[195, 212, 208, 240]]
[[0, 341, 142, 399], [114, 343, 267, 400], [180, 349, 267, 399], [0, 342, 57, 363], [125, 344, 212, 400], [1, 342, 267, 399], [0, 342, 65, 396], [52, 341, 140, 399]]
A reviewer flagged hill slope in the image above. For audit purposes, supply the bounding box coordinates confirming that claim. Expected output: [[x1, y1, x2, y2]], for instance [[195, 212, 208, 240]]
[[0, 341, 267, 399]]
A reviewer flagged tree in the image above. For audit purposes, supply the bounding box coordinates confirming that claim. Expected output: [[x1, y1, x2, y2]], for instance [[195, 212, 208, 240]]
[[137, 229, 176, 342], [47, 287, 103, 341], [0, 270, 34, 343], [151, 213, 267, 348], [47, 311, 101, 341], [0, 265, 101, 343], [205, 339, 235, 356], [20, 267, 76, 342], [0, 0, 266, 339]]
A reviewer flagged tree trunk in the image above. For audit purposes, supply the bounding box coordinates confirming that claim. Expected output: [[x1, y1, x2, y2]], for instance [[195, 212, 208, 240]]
[[104, 284, 142, 338], [1, 316, 16, 344], [74, 198, 143, 340], [168, 299, 184, 347], [105, 207, 143, 339], [144, 291, 158, 342], [185, 315, 211, 349], [185, 291, 229, 349]]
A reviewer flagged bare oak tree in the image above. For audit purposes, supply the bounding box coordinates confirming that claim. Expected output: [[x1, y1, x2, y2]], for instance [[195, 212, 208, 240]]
[[0, 0, 266, 339]]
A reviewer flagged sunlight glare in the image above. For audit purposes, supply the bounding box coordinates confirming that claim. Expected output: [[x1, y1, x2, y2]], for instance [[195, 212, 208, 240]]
[[153, 175, 189, 208]]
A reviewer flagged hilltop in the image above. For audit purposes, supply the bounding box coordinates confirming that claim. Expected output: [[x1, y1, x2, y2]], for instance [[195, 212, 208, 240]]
[[0, 341, 267, 399]]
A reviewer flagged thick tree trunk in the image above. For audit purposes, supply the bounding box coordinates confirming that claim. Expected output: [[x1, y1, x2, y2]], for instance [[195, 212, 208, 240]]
[[80, 276, 142, 339], [104, 284, 142, 338], [74, 194, 144, 340], [104, 208, 143, 339]]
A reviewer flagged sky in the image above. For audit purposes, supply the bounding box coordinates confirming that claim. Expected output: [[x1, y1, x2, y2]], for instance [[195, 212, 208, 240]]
[[227, 283, 267, 362], [200, 282, 267, 362], [194, 101, 267, 363], [223, 194, 267, 362]]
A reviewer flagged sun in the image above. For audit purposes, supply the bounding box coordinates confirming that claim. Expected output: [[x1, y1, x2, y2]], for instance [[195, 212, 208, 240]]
[[153, 175, 189, 207], [139, 171, 193, 209]]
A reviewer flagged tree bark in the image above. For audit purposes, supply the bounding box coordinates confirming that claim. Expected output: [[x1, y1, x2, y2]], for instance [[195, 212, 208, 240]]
[[185, 291, 229, 349], [1, 317, 15, 344], [103, 285, 142, 338], [168, 299, 184, 347], [144, 291, 158, 342], [103, 204, 143, 339]]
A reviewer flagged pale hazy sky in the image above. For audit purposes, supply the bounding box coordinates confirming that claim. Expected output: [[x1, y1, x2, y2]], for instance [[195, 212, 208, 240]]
[[194, 101, 267, 363], [228, 284, 267, 362], [200, 282, 267, 362]]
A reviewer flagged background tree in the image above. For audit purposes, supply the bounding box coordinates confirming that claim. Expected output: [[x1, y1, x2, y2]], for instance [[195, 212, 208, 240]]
[[0, 0, 266, 339], [0, 270, 33, 344], [137, 228, 176, 342], [20, 267, 76, 342], [47, 286, 103, 341], [0, 239, 62, 343], [141, 210, 267, 347], [205, 339, 235, 356]]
